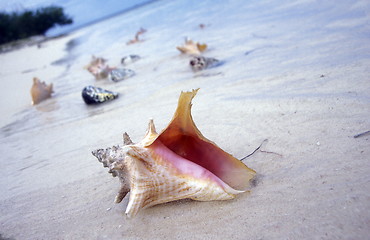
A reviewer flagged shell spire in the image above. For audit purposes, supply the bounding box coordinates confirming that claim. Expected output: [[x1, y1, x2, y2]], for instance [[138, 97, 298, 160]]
[[92, 89, 256, 218]]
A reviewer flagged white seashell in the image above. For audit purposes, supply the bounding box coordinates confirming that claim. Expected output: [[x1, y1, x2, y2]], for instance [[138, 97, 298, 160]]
[[176, 38, 207, 55], [121, 55, 141, 65], [109, 68, 135, 82], [92, 89, 256, 218], [85, 56, 113, 80], [189, 56, 221, 71]]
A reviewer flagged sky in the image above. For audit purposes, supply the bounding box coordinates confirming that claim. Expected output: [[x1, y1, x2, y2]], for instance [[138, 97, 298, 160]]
[[0, 0, 155, 36]]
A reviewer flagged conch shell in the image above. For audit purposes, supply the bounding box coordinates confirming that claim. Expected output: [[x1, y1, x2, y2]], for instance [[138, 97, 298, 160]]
[[92, 89, 256, 218], [127, 28, 147, 45], [176, 38, 207, 55], [30, 77, 53, 105], [85, 56, 114, 79]]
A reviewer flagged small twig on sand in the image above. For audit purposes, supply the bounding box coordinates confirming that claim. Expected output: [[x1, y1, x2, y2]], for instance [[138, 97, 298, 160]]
[[260, 150, 283, 157], [240, 139, 282, 161], [354, 130, 370, 138], [240, 139, 267, 160]]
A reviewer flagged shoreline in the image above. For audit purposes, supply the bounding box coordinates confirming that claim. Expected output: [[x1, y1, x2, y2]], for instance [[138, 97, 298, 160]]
[[0, 0, 369, 239], [0, 33, 74, 128], [0, 34, 69, 54]]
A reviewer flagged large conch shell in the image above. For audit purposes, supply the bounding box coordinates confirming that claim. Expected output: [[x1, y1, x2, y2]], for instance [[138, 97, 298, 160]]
[[30, 77, 53, 105], [176, 38, 207, 55], [92, 89, 256, 218]]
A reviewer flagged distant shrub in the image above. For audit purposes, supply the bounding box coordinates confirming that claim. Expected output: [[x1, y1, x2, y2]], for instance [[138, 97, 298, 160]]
[[0, 6, 73, 45]]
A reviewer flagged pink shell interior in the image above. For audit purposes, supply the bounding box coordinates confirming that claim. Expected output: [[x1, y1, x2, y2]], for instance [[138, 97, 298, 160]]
[[145, 90, 255, 191]]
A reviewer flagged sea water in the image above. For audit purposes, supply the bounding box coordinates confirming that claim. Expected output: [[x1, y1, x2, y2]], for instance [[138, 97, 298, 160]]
[[0, 0, 154, 36]]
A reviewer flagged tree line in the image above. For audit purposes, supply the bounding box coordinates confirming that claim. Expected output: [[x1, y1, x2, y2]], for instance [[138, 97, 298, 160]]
[[0, 6, 73, 45]]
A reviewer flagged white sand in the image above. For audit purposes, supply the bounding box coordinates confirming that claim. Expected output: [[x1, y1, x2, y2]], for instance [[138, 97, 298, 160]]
[[0, 34, 77, 127], [0, 0, 369, 239]]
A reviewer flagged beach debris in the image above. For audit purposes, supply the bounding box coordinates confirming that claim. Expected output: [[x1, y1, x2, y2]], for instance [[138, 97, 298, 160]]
[[81, 85, 118, 104], [240, 139, 268, 160], [198, 23, 211, 29], [189, 56, 220, 71], [239, 139, 283, 159], [127, 28, 147, 45], [176, 38, 207, 55], [30, 77, 53, 105], [121, 54, 141, 65], [193, 72, 223, 78], [354, 130, 370, 138], [92, 89, 256, 218], [109, 68, 135, 82], [85, 56, 115, 79], [245, 49, 256, 56]]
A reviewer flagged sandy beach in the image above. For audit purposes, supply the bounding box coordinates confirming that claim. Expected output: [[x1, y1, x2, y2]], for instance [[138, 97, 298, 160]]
[[0, 0, 369, 239]]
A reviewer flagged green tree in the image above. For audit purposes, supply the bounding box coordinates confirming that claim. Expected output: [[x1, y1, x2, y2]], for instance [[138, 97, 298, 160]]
[[0, 6, 73, 45]]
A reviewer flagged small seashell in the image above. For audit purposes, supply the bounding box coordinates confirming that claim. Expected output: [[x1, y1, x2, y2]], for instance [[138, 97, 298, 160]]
[[30, 77, 54, 105], [109, 68, 135, 82], [121, 55, 141, 65], [176, 38, 207, 55], [189, 56, 220, 71], [92, 89, 256, 218], [127, 28, 147, 45], [85, 56, 114, 80], [81, 85, 119, 104]]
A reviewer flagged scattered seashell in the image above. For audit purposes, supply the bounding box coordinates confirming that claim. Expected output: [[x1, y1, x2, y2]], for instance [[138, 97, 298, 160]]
[[189, 56, 220, 71], [176, 38, 207, 55], [109, 68, 135, 82], [81, 85, 119, 104], [85, 56, 115, 80], [121, 55, 141, 65], [92, 89, 256, 218], [30, 77, 54, 105], [127, 28, 147, 45]]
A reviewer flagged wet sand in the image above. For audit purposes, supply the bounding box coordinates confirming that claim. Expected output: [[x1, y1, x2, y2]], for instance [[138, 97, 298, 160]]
[[0, 0, 370, 239]]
